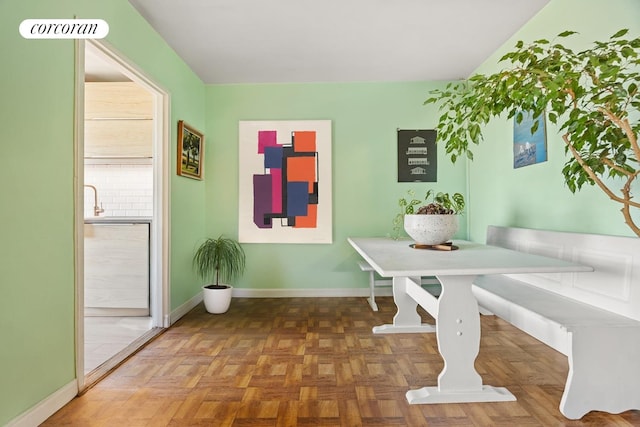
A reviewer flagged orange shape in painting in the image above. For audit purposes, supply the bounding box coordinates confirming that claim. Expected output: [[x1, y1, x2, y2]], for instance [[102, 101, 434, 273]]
[[293, 131, 316, 152], [287, 156, 316, 192], [295, 203, 317, 228]]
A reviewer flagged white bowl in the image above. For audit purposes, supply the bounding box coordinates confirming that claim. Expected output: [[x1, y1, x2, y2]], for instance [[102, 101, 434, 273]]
[[404, 214, 459, 246]]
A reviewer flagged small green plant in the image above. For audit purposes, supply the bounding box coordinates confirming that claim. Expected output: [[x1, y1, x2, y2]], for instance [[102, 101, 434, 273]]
[[193, 235, 246, 288], [392, 190, 465, 237]]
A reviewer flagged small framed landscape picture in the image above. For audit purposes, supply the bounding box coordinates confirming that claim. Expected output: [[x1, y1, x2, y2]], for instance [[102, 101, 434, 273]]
[[177, 120, 204, 180]]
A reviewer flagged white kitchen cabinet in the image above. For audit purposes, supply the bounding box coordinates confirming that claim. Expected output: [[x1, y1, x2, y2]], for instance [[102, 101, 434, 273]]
[[84, 222, 149, 315]]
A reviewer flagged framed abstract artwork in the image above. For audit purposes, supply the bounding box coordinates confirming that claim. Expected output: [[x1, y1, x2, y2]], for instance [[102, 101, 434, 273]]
[[238, 120, 332, 243], [177, 120, 204, 180], [513, 111, 547, 168]]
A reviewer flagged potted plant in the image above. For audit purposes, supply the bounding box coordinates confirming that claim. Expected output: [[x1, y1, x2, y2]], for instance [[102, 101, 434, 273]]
[[193, 235, 246, 314], [393, 189, 465, 246], [424, 29, 640, 238]]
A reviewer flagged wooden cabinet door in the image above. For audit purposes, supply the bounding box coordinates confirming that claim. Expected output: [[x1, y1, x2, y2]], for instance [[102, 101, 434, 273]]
[[84, 82, 153, 158], [85, 82, 153, 119], [84, 119, 153, 158]]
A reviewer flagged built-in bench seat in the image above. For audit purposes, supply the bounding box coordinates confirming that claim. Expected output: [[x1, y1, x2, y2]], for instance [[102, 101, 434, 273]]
[[472, 225, 640, 419]]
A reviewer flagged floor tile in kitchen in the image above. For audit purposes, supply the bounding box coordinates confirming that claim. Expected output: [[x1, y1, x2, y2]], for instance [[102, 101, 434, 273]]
[[84, 316, 152, 373]]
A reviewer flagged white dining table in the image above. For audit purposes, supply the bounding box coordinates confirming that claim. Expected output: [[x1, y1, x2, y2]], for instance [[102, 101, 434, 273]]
[[348, 237, 593, 405]]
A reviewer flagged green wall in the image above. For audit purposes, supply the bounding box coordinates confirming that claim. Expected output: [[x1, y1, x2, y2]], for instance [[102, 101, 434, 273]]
[[0, 0, 206, 424], [467, 0, 640, 242], [3, 0, 638, 424], [205, 82, 467, 291]]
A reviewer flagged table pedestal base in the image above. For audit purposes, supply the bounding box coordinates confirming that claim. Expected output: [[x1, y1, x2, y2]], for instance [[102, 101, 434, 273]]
[[372, 324, 436, 334], [406, 386, 516, 404]]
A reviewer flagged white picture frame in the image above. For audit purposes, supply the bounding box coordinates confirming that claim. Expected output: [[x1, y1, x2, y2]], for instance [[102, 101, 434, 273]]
[[238, 120, 332, 244]]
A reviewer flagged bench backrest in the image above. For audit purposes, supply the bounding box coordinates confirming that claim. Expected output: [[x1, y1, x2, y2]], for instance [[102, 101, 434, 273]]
[[487, 225, 640, 322]]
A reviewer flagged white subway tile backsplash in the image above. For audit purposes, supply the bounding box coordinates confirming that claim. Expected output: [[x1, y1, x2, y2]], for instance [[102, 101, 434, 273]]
[[84, 164, 153, 218]]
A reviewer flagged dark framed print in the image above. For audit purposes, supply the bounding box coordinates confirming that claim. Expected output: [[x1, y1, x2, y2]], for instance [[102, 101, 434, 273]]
[[177, 120, 204, 180], [397, 129, 437, 182]]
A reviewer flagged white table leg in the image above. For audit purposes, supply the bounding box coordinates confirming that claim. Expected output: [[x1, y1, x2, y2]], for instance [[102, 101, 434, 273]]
[[372, 276, 436, 334], [406, 274, 516, 404], [367, 270, 379, 311]]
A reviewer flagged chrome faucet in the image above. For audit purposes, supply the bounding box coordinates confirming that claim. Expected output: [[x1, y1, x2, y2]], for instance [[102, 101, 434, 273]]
[[84, 184, 105, 216]]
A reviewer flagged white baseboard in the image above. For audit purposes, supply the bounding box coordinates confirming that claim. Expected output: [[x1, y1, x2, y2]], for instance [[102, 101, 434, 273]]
[[231, 287, 392, 298], [6, 380, 77, 427], [169, 290, 203, 325]]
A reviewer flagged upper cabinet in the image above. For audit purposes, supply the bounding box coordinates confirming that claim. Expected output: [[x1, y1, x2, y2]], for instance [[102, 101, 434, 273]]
[[84, 82, 153, 158], [85, 82, 153, 119]]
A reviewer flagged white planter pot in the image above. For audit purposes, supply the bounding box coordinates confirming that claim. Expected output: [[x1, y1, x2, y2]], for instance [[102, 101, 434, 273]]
[[404, 214, 459, 246], [202, 284, 233, 314]]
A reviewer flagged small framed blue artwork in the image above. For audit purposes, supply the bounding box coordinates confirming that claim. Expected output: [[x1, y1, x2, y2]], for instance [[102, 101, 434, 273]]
[[513, 111, 547, 168]]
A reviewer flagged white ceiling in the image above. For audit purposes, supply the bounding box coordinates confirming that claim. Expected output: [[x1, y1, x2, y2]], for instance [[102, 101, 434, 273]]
[[85, 43, 131, 82], [127, 0, 550, 84]]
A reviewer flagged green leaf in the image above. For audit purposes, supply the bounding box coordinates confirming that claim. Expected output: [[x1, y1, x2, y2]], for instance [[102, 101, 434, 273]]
[[558, 30, 578, 38], [515, 111, 524, 124], [530, 120, 539, 134], [612, 29, 629, 38], [621, 46, 635, 58]]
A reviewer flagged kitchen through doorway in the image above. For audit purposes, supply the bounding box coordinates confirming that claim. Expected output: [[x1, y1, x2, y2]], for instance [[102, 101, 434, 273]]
[[76, 40, 169, 391]]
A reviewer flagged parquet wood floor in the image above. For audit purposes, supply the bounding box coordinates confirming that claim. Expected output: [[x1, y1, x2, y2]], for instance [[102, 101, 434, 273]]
[[43, 297, 640, 426]]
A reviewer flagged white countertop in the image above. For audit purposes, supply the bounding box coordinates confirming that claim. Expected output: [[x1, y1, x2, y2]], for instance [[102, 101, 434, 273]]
[[348, 237, 594, 277], [84, 216, 152, 224]]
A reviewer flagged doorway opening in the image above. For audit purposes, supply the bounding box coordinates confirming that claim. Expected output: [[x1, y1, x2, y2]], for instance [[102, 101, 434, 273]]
[[75, 39, 170, 392]]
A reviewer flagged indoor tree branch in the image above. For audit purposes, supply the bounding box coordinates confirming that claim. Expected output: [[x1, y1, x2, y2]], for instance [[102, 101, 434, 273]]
[[563, 133, 640, 210], [426, 30, 640, 238], [599, 108, 640, 162]]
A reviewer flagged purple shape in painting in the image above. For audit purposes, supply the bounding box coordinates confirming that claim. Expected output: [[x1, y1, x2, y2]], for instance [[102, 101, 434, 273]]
[[287, 182, 309, 216], [253, 174, 273, 228]]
